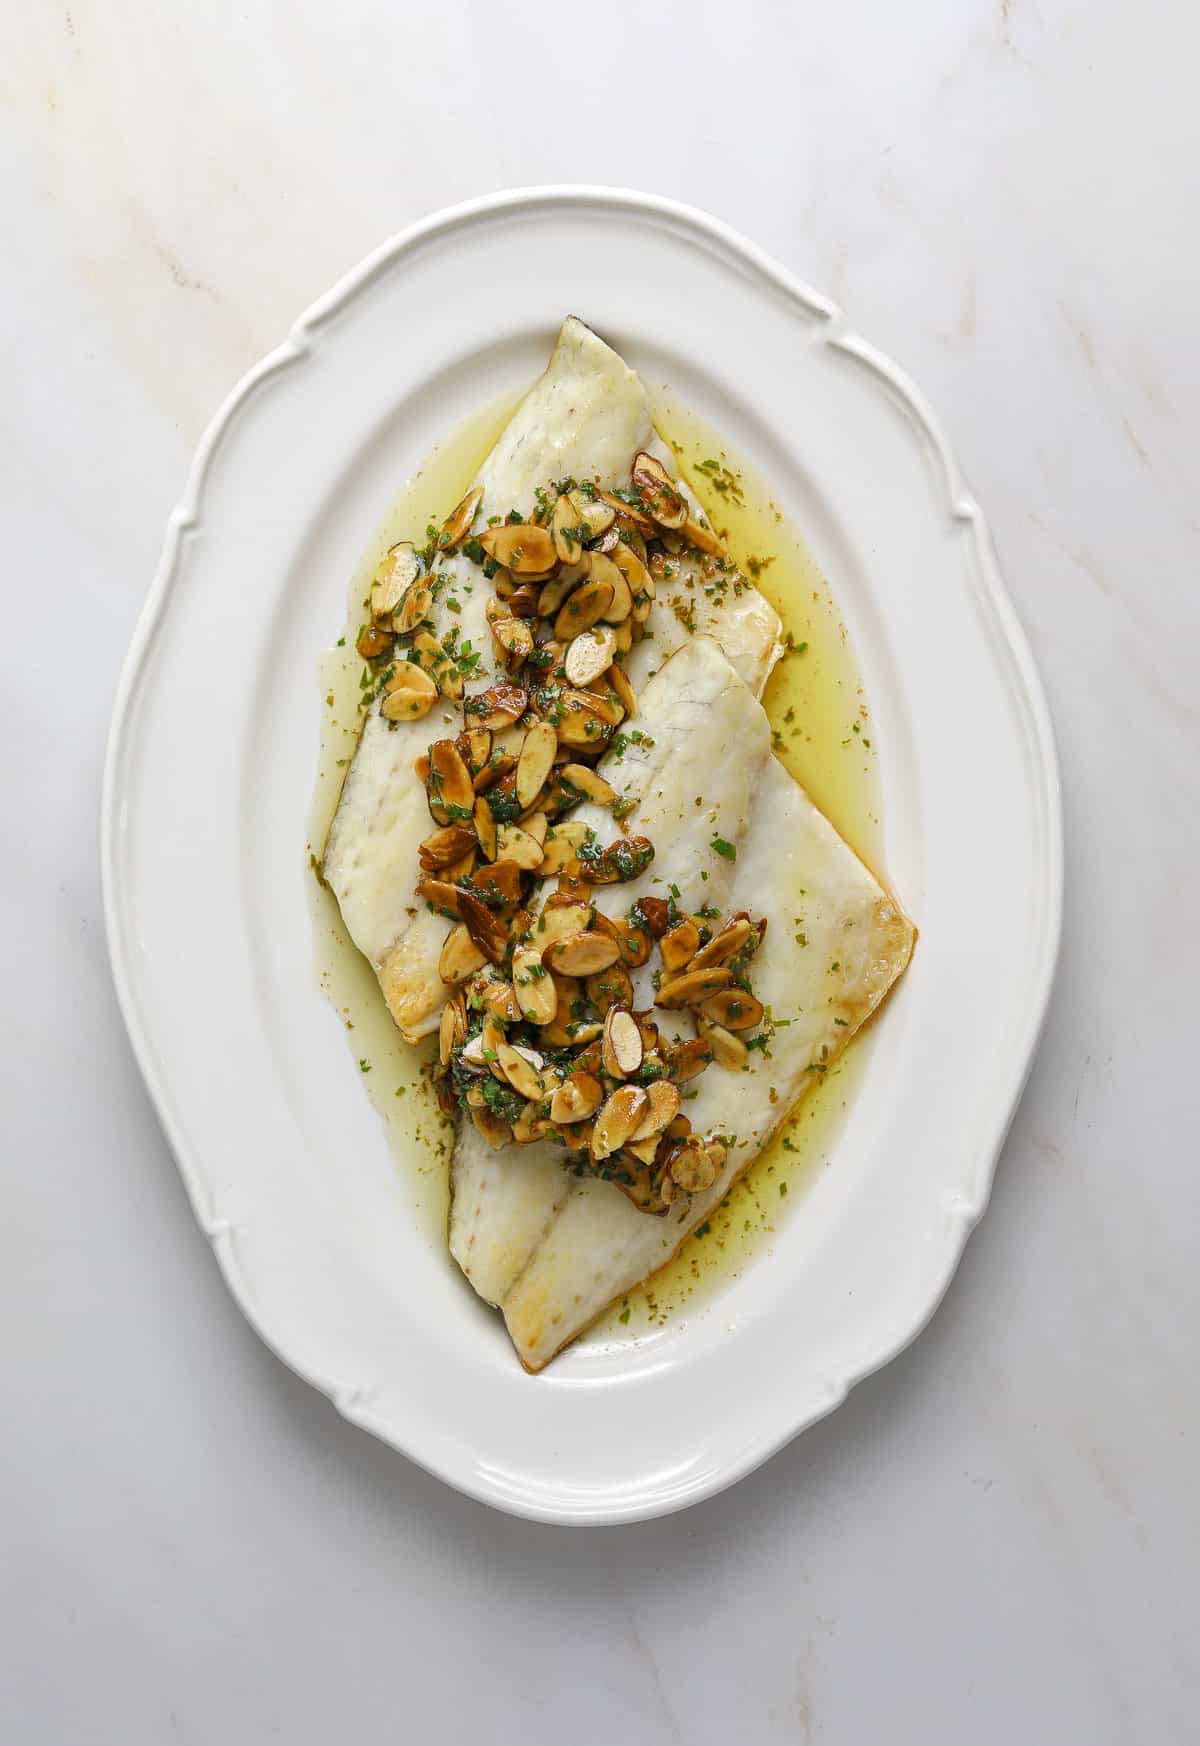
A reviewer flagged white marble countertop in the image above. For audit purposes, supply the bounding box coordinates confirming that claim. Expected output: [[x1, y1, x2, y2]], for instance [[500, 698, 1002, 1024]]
[[4, 3, 1198, 1741]]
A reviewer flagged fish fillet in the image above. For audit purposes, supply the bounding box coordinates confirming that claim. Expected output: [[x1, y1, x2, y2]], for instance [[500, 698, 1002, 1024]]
[[324, 318, 781, 1041]]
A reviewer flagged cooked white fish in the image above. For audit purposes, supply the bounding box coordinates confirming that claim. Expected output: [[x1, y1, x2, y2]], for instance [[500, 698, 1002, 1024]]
[[448, 636, 770, 1308], [501, 738, 914, 1372], [324, 319, 781, 1042]]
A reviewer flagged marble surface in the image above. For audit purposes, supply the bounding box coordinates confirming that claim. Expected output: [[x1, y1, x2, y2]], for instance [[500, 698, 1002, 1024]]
[[3, 3, 1198, 1741]]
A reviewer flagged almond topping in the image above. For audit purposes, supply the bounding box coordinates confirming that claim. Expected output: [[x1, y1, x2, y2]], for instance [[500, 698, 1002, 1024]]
[[415, 877, 462, 919], [563, 625, 618, 686], [496, 1042, 547, 1103], [568, 490, 617, 538], [440, 485, 483, 551], [426, 739, 475, 823], [592, 1085, 649, 1159], [537, 821, 589, 875], [370, 542, 422, 622], [667, 1135, 723, 1192], [380, 663, 438, 720], [489, 614, 534, 666], [479, 522, 557, 575], [606, 662, 637, 719], [544, 929, 620, 977], [698, 988, 765, 1032], [464, 683, 528, 731], [356, 622, 393, 660], [418, 823, 476, 873], [550, 494, 584, 565], [459, 891, 508, 965], [632, 452, 687, 529], [533, 899, 593, 949], [516, 719, 558, 809], [557, 763, 617, 806], [663, 1036, 714, 1082], [698, 1019, 749, 1068], [555, 576, 615, 639], [683, 516, 724, 556], [549, 1071, 604, 1125], [601, 1007, 643, 1079], [631, 1080, 682, 1142], [473, 795, 498, 861], [660, 918, 701, 972], [438, 923, 487, 985], [438, 992, 466, 1067], [411, 632, 463, 700], [587, 551, 633, 623], [594, 489, 656, 535], [394, 582, 433, 636], [495, 822, 544, 871], [654, 966, 734, 1009], [690, 917, 754, 970], [585, 961, 633, 1016], [512, 944, 558, 1026]]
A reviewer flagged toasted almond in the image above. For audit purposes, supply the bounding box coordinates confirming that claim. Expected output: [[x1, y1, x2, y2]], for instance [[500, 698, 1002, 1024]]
[[582, 835, 654, 885], [464, 683, 528, 732], [625, 1135, 661, 1167], [660, 918, 701, 972], [418, 823, 476, 872], [602, 1007, 643, 1079], [459, 891, 508, 965], [473, 795, 498, 861], [356, 622, 393, 659], [586, 551, 633, 623], [611, 538, 652, 601], [544, 929, 620, 977], [655, 966, 734, 1009], [538, 973, 582, 1047], [666, 1113, 693, 1142], [568, 490, 616, 538], [460, 728, 493, 774], [555, 576, 614, 639], [609, 913, 653, 968], [481, 1016, 507, 1070], [683, 515, 724, 556], [613, 619, 635, 654], [698, 1018, 749, 1069], [585, 961, 633, 1016], [592, 1085, 650, 1159], [550, 494, 585, 565], [490, 613, 534, 662], [666, 1135, 722, 1192], [554, 691, 620, 749], [698, 988, 764, 1032], [426, 740, 474, 824], [439, 923, 487, 985], [606, 662, 637, 719], [480, 977, 520, 1023], [438, 992, 467, 1067], [394, 582, 433, 635], [632, 451, 687, 529], [497, 1041, 547, 1103], [631, 593, 653, 627], [479, 522, 557, 575], [511, 1112, 555, 1145], [495, 822, 544, 871], [460, 1033, 486, 1069], [532, 899, 593, 949], [469, 860, 523, 907], [537, 821, 589, 875], [411, 631, 463, 700], [664, 1036, 714, 1082], [563, 625, 618, 687], [634, 897, 671, 937], [414, 753, 431, 782], [470, 1106, 511, 1148], [591, 525, 620, 553], [473, 754, 517, 794], [690, 917, 754, 971], [440, 485, 483, 551], [631, 1080, 682, 1142], [557, 763, 617, 806], [594, 488, 656, 535], [370, 541, 422, 621], [549, 1071, 604, 1125], [537, 562, 589, 617], [516, 719, 557, 809], [415, 877, 462, 919], [445, 848, 476, 883], [380, 664, 438, 720], [521, 809, 548, 845], [492, 567, 515, 598], [506, 583, 542, 619], [512, 944, 558, 1025]]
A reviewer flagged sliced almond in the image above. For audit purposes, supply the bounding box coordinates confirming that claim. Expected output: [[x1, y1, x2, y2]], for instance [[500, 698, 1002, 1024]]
[[654, 966, 734, 1009], [632, 451, 687, 529], [507, 583, 542, 619], [690, 917, 754, 971], [426, 739, 475, 824], [663, 1035, 714, 1082], [594, 488, 656, 535], [568, 490, 616, 538], [537, 821, 589, 875], [412, 632, 463, 701], [611, 538, 652, 602], [521, 810, 548, 845], [459, 891, 508, 965], [460, 728, 493, 774], [511, 1112, 554, 1145], [512, 944, 558, 1026], [480, 977, 520, 1023], [631, 1080, 682, 1142], [473, 795, 498, 862], [479, 522, 557, 575], [460, 1033, 487, 1069], [606, 662, 637, 719], [444, 848, 476, 883], [625, 1135, 662, 1167], [481, 1015, 507, 1071], [440, 485, 483, 552], [555, 576, 614, 639], [698, 988, 764, 1032], [609, 913, 653, 968], [464, 683, 528, 732], [538, 562, 589, 617], [544, 929, 620, 977], [660, 918, 700, 972], [516, 719, 557, 810], [550, 494, 585, 565], [438, 992, 467, 1067], [470, 1106, 511, 1148], [532, 899, 593, 950], [587, 551, 632, 623], [557, 763, 617, 806], [497, 1042, 547, 1103], [473, 754, 517, 794], [538, 973, 582, 1047], [581, 835, 654, 885], [418, 824, 476, 872], [356, 622, 393, 660], [601, 1007, 643, 1079], [489, 614, 534, 667], [592, 1085, 650, 1159], [613, 619, 635, 654], [698, 1018, 749, 1069], [634, 897, 671, 937], [564, 625, 617, 687], [380, 663, 438, 720], [415, 877, 462, 919], [666, 1135, 722, 1192], [370, 541, 422, 621], [438, 923, 487, 985], [394, 582, 433, 636], [549, 1071, 603, 1125], [469, 860, 523, 908], [585, 961, 633, 1017], [682, 515, 724, 556], [495, 822, 544, 871]]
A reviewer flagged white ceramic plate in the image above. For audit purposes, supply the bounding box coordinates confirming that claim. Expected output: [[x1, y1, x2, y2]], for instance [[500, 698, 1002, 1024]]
[[102, 188, 1061, 1524]]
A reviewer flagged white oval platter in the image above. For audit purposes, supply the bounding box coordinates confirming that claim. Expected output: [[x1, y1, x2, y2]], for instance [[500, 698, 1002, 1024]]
[[102, 188, 1062, 1524]]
